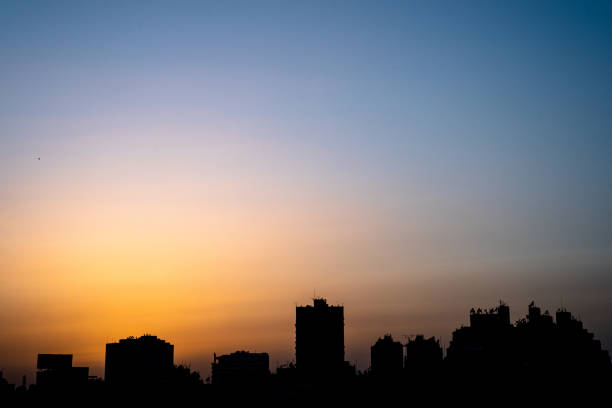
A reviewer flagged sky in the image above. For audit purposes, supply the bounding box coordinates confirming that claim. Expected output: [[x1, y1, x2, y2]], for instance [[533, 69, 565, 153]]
[[1, 0, 611, 383]]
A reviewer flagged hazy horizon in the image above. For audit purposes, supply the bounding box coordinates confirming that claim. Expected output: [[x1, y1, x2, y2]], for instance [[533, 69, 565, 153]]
[[1, 1, 611, 384]]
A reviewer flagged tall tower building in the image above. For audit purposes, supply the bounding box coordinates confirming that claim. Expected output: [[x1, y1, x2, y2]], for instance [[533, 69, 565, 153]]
[[295, 298, 344, 375]]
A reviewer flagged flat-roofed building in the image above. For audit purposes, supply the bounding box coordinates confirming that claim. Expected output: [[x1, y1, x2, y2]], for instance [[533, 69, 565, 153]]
[[105, 335, 174, 387], [296, 298, 345, 376]]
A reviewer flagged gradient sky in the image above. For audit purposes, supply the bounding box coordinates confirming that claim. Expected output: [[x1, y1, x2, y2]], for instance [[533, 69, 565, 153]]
[[1, 0, 612, 383]]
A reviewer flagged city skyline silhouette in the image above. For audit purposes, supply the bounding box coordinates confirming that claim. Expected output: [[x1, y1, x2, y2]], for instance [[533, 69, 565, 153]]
[[2, 298, 611, 378], [2, 297, 610, 403]]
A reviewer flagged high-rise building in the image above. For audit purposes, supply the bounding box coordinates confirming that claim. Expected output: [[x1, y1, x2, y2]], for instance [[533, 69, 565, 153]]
[[447, 303, 515, 372], [370, 334, 403, 376], [295, 298, 344, 375], [105, 335, 174, 387]]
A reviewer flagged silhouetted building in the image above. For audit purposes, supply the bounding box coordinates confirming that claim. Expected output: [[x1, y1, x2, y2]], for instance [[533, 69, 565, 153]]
[[370, 334, 403, 376], [211, 351, 270, 386], [37, 354, 72, 370], [105, 335, 174, 387], [295, 298, 345, 376], [448, 301, 612, 387], [36, 354, 89, 390], [404, 335, 442, 374], [446, 301, 515, 375], [516, 305, 611, 379]]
